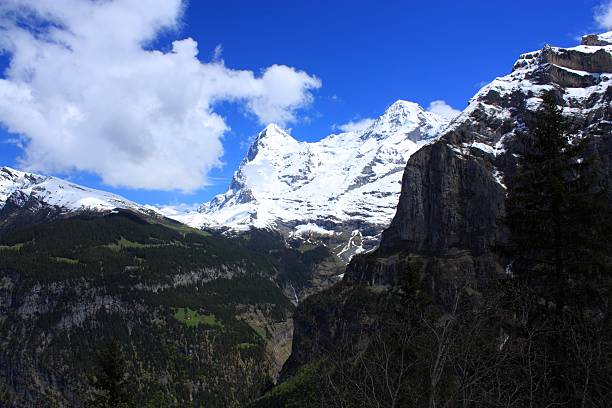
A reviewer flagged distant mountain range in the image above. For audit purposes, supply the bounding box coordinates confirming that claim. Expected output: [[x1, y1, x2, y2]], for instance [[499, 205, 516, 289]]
[[0, 167, 145, 213], [1, 100, 451, 261], [1, 30, 610, 262], [0, 166, 158, 235], [3, 32, 611, 261], [173, 100, 449, 260]]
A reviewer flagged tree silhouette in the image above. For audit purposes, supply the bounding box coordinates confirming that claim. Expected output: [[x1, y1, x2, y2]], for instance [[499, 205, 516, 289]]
[[89, 340, 134, 408], [505, 92, 612, 309]]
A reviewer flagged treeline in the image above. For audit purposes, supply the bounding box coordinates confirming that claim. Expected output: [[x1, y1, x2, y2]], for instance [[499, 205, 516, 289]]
[[83, 338, 272, 408]]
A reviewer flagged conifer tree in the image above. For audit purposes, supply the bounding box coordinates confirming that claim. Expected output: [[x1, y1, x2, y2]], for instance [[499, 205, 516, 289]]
[[89, 340, 134, 408], [505, 91, 612, 309]]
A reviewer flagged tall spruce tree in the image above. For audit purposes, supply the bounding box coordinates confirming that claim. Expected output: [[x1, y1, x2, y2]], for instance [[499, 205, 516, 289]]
[[89, 340, 134, 408], [506, 92, 611, 309]]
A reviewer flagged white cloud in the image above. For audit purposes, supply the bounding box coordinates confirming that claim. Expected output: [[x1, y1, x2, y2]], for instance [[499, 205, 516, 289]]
[[595, 1, 612, 30], [0, 0, 321, 191], [335, 118, 375, 133], [212, 44, 223, 61], [148, 202, 200, 217], [426, 100, 461, 121], [245, 64, 321, 125]]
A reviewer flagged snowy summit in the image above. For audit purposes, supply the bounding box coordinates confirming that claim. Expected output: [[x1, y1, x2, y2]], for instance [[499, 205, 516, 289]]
[[173, 100, 449, 259]]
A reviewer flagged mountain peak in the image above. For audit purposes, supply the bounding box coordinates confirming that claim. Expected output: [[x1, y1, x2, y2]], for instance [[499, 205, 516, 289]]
[[363, 100, 446, 141], [263, 123, 284, 132], [246, 123, 299, 161], [385, 99, 423, 113], [1, 166, 30, 180], [184, 98, 449, 259], [581, 31, 612, 46], [377, 100, 428, 124], [253, 123, 298, 146], [257, 123, 292, 140]]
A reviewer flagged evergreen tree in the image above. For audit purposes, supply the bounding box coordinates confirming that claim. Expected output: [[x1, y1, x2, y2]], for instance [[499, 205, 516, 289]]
[[505, 91, 612, 308], [89, 340, 134, 408]]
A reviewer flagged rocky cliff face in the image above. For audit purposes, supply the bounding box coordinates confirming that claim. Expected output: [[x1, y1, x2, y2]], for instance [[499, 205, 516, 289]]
[[280, 32, 612, 380], [381, 31, 612, 257]]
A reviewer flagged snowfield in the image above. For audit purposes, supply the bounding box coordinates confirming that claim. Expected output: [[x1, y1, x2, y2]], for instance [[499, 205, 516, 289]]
[[0, 167, 148, 214], [171, 100, 449, 252]]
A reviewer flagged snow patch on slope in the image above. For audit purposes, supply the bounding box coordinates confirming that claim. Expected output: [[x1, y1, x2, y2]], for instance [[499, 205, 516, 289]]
[[175, 100, 448, 233], [0, 167, 149, 214], [447, 33, 612, 149]]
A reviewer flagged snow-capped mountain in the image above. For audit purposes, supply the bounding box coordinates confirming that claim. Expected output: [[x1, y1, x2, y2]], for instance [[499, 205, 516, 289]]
[[444, 31, 612, 164], [175, 32, 612, 261], [0, 166, 151, 216], [174, 100, 449, 260]]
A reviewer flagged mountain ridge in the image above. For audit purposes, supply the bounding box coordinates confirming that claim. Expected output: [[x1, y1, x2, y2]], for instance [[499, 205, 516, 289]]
[[0, 166, 149, 214], [0, 98, 452, 264], [173, 99, 450, 261]]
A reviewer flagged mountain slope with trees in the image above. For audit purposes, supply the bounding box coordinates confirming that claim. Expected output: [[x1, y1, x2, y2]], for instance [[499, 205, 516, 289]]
[[0, 210, 341, 407]]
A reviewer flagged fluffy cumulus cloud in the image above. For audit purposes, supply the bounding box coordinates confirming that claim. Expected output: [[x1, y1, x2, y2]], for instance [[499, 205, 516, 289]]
[[335, 118, 375, 133], [427, 100, 461, 121], [0, 0, 321, 191], [595, 1, 612, 29]]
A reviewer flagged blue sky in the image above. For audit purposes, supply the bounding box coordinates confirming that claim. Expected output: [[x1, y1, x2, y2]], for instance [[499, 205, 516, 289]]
[[0, 0, 608, 207]]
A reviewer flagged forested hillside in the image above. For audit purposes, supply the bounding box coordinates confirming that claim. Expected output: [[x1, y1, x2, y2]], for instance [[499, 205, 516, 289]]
[[0, 210, 337, 407]]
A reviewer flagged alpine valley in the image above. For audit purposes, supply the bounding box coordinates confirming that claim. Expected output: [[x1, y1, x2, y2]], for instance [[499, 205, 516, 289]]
[[0, 29, 611, 408], [0, 100, 448, 407]]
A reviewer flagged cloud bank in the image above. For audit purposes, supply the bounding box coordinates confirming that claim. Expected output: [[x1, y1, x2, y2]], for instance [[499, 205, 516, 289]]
[[596, 1, 612, 30], [0, 0, 321, 191], [335, 118, 375, 133], [427, 100, 461, 121]]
